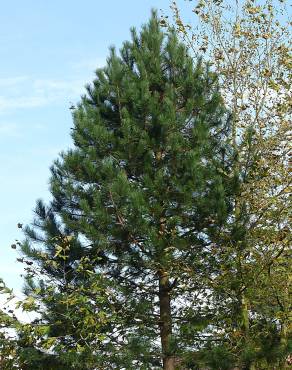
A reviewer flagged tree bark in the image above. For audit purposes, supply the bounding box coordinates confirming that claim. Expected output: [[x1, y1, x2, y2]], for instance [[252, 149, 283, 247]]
[[159, 270, 175, 370], [279, 319, 288, 369], [240, 294, 256, 370]]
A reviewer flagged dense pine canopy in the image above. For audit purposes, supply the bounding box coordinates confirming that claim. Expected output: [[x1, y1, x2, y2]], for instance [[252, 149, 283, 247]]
[[13, 12, 233, 369]]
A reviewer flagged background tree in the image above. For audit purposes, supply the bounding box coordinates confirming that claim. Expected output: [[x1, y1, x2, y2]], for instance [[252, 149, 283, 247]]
[[164, 0, 291, 368], [0, 279, 21, 369]]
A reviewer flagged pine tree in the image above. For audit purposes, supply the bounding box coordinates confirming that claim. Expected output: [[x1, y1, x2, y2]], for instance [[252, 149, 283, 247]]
[[16, 11, 232, 369]]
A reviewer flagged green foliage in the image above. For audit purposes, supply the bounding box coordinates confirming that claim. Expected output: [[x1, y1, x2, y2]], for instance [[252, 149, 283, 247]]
[[0, 4, 289, 369], [1, 5, 289, 367], [1, 11, 233, 369], [202, 345, 236, 370]]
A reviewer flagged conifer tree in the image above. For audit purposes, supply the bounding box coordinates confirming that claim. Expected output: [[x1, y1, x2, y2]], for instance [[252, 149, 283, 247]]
[[12, 12, 232, 369]]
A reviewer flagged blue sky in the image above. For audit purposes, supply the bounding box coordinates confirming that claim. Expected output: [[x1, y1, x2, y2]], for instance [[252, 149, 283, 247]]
[[0, 0, 176, 293]]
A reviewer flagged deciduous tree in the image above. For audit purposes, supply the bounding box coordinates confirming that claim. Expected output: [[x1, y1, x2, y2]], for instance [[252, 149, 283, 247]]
[[165, 0, 291, 368]]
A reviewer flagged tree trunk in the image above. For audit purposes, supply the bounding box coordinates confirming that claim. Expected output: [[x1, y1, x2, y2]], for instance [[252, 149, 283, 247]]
[[240, 294, 249, 335], [159, 270, 175, 370], [240, 294, 256, 370], [279, 320, 288, 369]]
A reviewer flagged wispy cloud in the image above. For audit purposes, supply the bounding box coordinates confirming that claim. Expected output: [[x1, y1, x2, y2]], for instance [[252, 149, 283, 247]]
[[73, 57, 106, 72], [0, 56, 107, 114], [0, 122, 19, 137], [0, 120, 52, 139], [0, 76, 29, 87], [0, 75, 88, 114], [33, 78, 86, 98], [0, 96, 48, 112]]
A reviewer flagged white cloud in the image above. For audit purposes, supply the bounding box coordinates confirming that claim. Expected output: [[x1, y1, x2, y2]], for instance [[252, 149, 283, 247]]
[[0, 95, 48, 111], [32, 78, 86, 98], [0, 75, 88, 114], [0, 121, 21, 137], [73, 56, 106, 72], [0, 76, 29, 87], [0, 56, 108, 114]]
